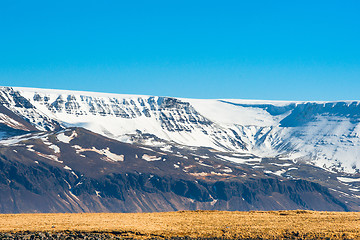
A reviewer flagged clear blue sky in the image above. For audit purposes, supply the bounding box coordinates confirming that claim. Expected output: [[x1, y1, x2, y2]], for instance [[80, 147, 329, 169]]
[[0, 1, 359, 100]]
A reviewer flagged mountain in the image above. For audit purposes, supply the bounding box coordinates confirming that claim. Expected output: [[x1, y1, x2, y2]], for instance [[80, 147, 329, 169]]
[[0, 86, 360, 213]]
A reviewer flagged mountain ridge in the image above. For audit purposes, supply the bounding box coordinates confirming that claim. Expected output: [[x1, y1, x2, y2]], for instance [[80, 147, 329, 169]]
[[10, 85, 360, 103]]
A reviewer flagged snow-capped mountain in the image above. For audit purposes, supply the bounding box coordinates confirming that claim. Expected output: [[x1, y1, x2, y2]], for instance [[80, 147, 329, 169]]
[[1, 86, 360, 173], [1, 86, 360, 213]]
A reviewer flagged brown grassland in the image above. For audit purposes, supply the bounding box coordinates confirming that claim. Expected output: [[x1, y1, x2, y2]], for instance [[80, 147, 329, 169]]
[[1, 210, 360, 239]]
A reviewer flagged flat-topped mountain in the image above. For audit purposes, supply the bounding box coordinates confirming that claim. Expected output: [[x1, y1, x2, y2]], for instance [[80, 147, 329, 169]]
[[0, 86, 360, 212]]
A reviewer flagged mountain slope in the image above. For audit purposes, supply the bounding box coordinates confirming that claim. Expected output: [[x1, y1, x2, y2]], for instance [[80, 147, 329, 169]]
[[3, 86, 360, 173], [0, 127, 349, 213]]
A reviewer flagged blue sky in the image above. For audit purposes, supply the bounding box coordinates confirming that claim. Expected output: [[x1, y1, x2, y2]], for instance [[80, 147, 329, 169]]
[[0, 1, 359, 100]]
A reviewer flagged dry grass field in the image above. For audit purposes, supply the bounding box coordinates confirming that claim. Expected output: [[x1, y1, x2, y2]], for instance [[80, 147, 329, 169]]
[[1, 210, 360, 239]]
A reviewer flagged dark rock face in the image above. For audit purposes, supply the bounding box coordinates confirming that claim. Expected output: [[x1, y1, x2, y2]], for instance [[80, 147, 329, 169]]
[[0, 87, 34, 109], [0, 127, 349, 213], [0, 162, 348, 213], [0, 88, 62, 131]]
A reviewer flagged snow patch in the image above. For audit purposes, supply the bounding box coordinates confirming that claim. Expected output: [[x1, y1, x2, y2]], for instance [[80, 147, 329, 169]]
[[26, 145, 62, 162], [0, 113, 28, 131], [64, 166, 72, 170], [220, 167, 233, 173], [0, 132, 49, 146], [197, 161, 214, 168], [287, 167, 298, 171], [337, 177, 360, 183], [142, 154, 162, 161], [73, 145, 124, 162], [160, 145, 172, 152], [264, 169, 286, 177], [57, 131, 77, 143], [139, 147, 154, 152], [217, 155, 261, 164], [189, 172, 209, 177], [210, 199, 218, 206], [69, 191, 80, 201], [42, 137, 60, 153]]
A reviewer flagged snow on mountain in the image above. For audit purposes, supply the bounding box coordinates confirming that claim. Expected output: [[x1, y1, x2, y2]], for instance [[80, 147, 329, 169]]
[[2, 86, 360, 174], [3, 87, 246, 151], [207, 100, 360, 173]]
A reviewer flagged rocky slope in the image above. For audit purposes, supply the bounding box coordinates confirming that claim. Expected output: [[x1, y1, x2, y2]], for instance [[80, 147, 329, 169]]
[[0, 127, 350, 213]]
